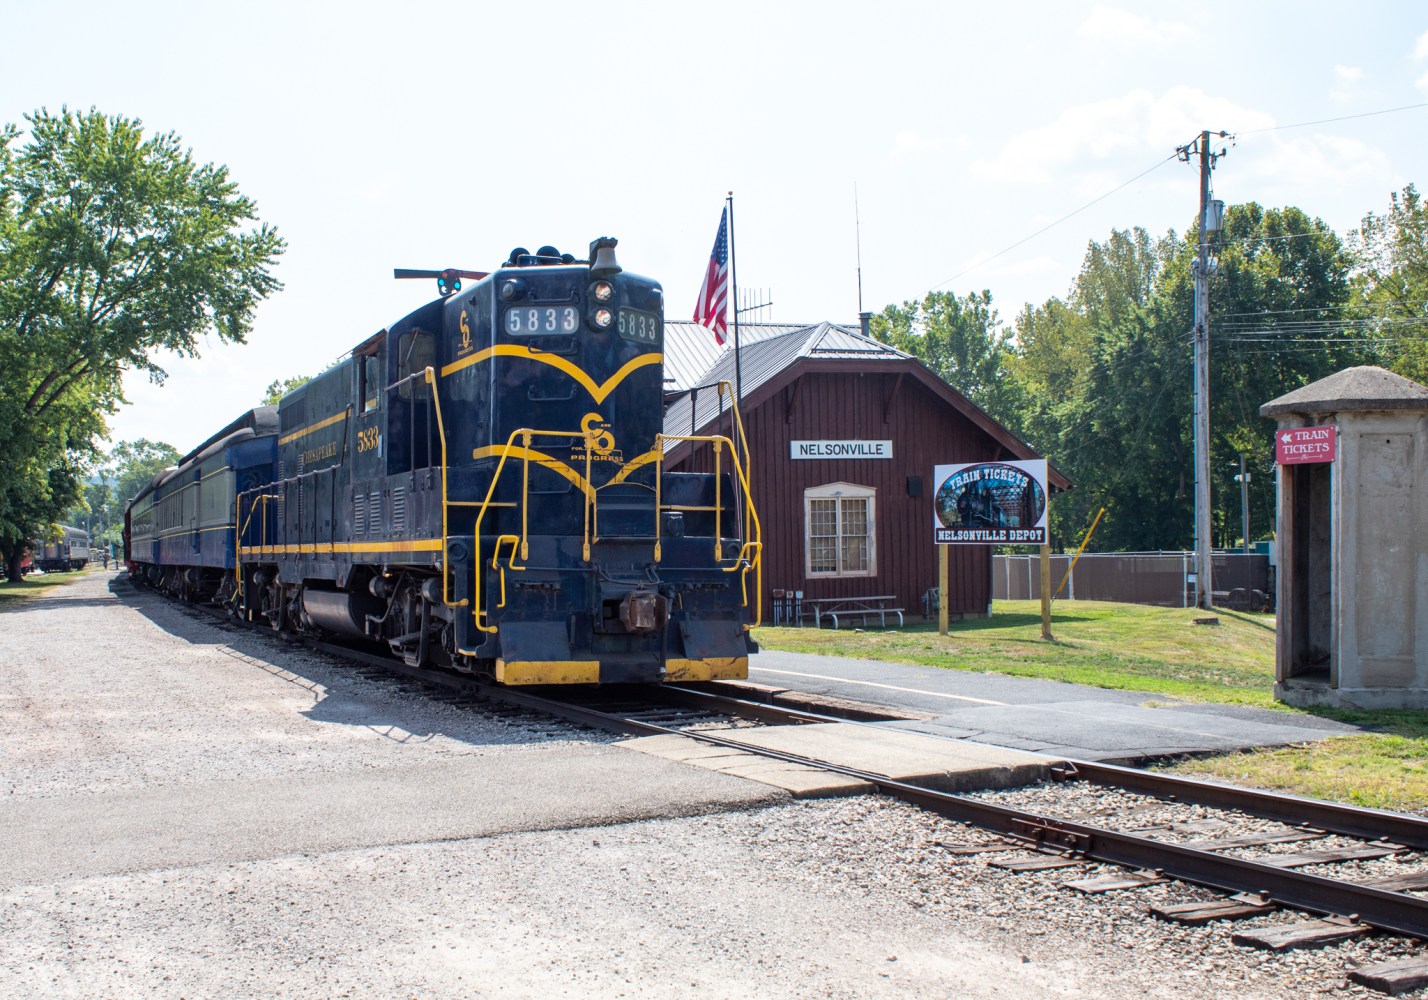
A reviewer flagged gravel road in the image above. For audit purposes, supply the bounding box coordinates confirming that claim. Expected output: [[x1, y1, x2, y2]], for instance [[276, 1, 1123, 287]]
[[3, 571, 1424, 998]]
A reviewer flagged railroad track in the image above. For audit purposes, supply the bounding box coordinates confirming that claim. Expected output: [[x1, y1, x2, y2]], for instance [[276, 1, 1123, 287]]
[[146, 580, 1428, 981], [303, 645, 1428, 956]]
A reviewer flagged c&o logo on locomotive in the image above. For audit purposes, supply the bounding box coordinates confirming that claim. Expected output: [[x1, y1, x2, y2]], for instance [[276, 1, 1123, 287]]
[[572, 412, 621, 463], [457, 309, 473, 357]]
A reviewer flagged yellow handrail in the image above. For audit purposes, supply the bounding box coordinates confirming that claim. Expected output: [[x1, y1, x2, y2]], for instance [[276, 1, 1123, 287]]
[[233, 493, 245, 606], [490, 534, 523, 609], [716, 380, 754, 476], [654, 432, 764, 629], [233, 492, 276, 610], [471, 426, 599, 633], [466, 422, 763, 636], [425, 366, 469, 609]]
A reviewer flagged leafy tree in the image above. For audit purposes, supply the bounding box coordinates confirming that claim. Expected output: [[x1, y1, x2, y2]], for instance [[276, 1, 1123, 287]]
[[1191, 204, 1367, 546], [1351, 184, 1428, 384], [1005, 228, 1183, 549], [988, 209, 1360, 553], [63, 476, 114, 546], [871, 289, 1021, 426], [63, 438, 181, 558], [0, 107, 284, 580], [108, 439, 181, 514], [263, 374, 313, 406]]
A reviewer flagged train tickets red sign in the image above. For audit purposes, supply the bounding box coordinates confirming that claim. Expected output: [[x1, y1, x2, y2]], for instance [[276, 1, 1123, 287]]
[[1275, 425, 1337, 465]]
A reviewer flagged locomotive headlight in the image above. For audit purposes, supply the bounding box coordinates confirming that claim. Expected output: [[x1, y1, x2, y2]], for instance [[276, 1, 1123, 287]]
[[592, 307, 614, 329], [591, 281, 614, 303], [500, 278, 526, 301]]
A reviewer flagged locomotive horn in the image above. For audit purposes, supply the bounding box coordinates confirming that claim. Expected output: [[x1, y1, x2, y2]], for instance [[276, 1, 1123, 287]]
[[589, 237, 621, 277]]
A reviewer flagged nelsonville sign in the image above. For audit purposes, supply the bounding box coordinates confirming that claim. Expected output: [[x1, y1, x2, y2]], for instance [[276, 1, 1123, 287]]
[[790, 440, 893, 459]]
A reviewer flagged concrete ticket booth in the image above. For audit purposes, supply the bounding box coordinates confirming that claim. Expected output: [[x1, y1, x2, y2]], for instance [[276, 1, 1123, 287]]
[[1261, 366, 1428, 709]]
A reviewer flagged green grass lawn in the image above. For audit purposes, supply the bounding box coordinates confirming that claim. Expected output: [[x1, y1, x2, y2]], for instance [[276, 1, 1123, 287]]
[[755, 599, 1278, 706], [755, 600, 1428, 813], [1166, 713, 1428, 812], [0, 566, 101, 609], [0, 565, 87, 605]]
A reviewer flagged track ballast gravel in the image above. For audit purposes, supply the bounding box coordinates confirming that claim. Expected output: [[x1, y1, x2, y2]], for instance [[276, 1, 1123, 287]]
[[4, 571, 1427, 998]]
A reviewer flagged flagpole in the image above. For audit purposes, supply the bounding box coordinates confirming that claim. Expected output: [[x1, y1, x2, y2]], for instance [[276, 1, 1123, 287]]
[[726, 190, 743, 405]]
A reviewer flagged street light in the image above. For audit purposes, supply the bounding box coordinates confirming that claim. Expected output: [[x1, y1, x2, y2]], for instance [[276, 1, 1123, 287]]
[[1233, 455, 1251, 552]]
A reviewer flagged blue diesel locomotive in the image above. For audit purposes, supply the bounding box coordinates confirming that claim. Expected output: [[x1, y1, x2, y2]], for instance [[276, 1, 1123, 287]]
[[125, 238, 761, 684]]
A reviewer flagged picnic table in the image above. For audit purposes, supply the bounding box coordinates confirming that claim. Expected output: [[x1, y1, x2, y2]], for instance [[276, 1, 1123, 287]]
[[802, 595, 904, 629]]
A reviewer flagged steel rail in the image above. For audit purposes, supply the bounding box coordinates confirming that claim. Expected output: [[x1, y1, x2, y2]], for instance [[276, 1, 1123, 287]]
[[153, 591, 1428, 939], [426, 680, 1428, 941], [1055, 759, 1428, 851], [661, 684, 1428, 855], [479, 682, 1428, 940]]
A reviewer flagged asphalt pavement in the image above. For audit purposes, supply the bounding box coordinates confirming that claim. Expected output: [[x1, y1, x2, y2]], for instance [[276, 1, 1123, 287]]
[[747, 650, 1360, 763]]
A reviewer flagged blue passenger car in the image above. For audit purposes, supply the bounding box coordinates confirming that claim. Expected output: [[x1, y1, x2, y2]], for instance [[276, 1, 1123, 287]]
[[125, 408, 278, 601]]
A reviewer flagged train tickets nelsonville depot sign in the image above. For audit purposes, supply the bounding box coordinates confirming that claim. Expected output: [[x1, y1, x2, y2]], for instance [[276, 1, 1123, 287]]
[[933, 460, 1048, 545]]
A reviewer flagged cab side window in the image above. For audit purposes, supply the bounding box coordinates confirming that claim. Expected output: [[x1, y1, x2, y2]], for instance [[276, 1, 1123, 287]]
[[397, 330, 435, 400], [361, 354, 381, 413]]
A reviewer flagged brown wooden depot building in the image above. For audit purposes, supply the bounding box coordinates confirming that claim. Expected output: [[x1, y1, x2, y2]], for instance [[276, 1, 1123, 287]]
[[662, 320, 1069, 623]]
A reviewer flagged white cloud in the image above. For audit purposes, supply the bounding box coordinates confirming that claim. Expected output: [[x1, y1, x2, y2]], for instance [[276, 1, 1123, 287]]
[[1077, 5, 1191, 46], [969, 87, 1273, 185], [1418, 68, 1428, 97], [1230, 132, 1402, 228], [1330, 64, 1364, 104], [1415, 29, 1428, 60], [892, 130, 950, 155], [961, 253, 1063, 281]]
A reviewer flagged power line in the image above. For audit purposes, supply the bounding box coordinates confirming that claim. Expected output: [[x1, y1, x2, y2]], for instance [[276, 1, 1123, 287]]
[[1216, 305, 1389, 319], [1239, 101, 1428, 135], [1215, 230, 1330, 247], [1222, 345, 1419, 356], [932, 154, 1179, 291], [1216, 317, 1428, 332], [927, 101, 1426, 299], [1223, 336, 1428, 345]]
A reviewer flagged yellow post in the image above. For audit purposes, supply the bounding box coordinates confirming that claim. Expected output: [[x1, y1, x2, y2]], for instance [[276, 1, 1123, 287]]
[[938, 543, 949, 636], [1039, 543, 1054, 641], [1054, 506, 1105, 599]]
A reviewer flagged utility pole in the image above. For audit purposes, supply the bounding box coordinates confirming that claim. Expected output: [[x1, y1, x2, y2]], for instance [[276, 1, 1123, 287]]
[[1235, 454, 1251, 553], [1178, 130, 1229, 610]]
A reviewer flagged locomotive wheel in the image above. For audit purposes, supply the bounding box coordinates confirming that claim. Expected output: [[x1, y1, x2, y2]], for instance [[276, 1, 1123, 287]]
[[265, 583, 287, 632]]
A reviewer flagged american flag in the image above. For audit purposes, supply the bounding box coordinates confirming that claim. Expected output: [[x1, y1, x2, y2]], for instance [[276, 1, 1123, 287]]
[[693, 207, 730, 345]]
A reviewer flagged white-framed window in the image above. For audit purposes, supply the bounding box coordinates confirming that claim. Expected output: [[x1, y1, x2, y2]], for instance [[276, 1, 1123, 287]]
[[804, 482, 876, 578]]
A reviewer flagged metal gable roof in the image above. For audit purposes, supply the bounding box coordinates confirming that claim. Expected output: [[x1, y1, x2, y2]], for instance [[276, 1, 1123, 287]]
[[659, 320, 1071, 490], [662, 321, 913, 452], [663, 320, 818, 391]]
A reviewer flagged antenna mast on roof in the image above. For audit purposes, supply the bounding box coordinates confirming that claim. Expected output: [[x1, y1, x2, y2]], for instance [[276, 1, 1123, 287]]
[[737, 288, 773, 322], [855, 182, 864, 316]]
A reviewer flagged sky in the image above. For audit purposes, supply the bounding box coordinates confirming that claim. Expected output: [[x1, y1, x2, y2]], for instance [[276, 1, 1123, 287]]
[[5, 0, 1427, 458]]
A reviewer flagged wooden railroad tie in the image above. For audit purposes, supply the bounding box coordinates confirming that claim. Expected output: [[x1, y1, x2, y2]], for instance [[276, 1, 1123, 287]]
[[988, 855, 1084, 873], [1348, 958, 1428, 996], [1151, 894, 1276, 926], [1232, 916, 1372, 952], [1064, 870, 1166, 894]]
